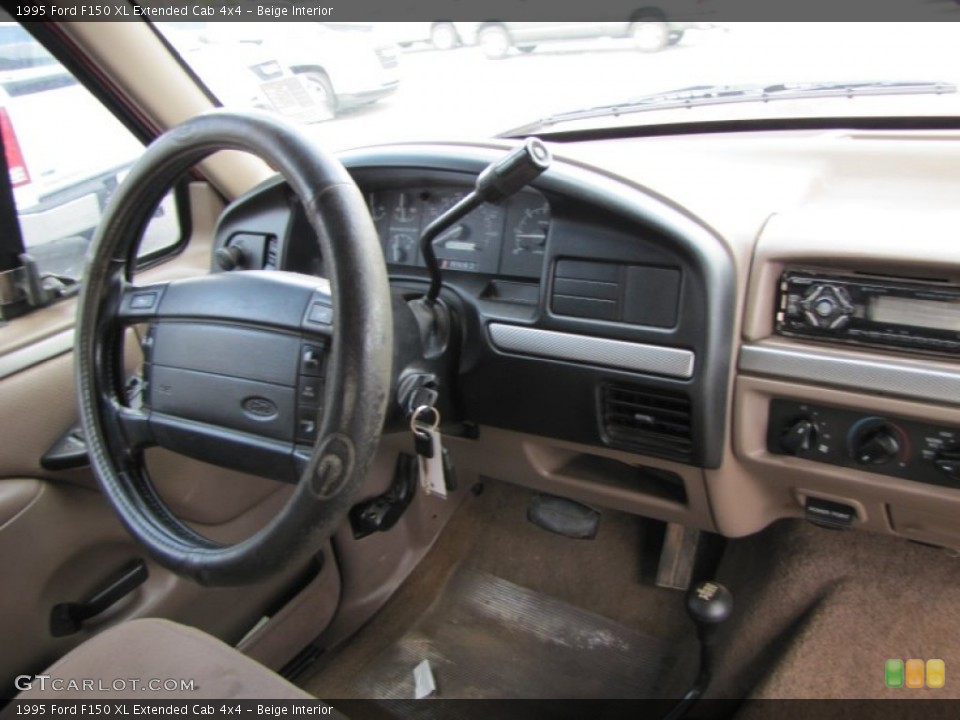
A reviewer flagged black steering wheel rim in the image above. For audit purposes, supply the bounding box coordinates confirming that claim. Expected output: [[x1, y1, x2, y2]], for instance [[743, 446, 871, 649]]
[[75, 110, 392, 586]]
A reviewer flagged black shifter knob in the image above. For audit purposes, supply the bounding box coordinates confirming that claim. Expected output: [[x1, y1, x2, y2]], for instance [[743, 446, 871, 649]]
[[665, 581, 734, 720], [475, 137, 551, 203], [686, 581, 734, 636]]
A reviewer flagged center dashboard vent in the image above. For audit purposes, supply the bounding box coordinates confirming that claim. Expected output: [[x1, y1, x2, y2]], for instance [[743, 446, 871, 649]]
[[599, 382, 693, 462]]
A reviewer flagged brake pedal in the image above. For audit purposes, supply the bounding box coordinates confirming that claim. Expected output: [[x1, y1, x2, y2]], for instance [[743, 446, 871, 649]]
[[656, 522, 701, 591]]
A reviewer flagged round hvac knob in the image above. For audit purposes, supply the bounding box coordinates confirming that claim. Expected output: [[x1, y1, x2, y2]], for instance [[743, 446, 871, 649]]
[[850, 424, 901, 466], [780, 418, 818, 456]]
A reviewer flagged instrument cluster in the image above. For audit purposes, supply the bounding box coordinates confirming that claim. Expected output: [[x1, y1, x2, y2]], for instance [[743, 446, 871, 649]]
[[365, 186, 551, 279]]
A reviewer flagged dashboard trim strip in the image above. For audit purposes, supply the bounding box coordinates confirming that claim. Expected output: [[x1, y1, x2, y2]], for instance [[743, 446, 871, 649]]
[[739, 343, 960, 405], [488, 323, 695, 379]]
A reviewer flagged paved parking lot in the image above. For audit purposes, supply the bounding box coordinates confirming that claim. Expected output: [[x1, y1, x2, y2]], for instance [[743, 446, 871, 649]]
[[309, 23, 960, 151]]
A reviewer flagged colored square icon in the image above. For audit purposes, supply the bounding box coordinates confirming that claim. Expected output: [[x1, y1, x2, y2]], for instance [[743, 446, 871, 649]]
[[927, 659, 945, 689], [906, 659, 925, 688], [885, 659, 904, 688]]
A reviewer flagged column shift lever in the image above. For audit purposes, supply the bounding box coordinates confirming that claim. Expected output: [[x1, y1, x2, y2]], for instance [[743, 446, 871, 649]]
[[406, 139, 551, 359], [419, 138, 551, 304]]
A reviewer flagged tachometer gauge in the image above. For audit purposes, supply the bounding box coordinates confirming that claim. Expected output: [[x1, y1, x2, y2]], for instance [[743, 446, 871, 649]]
[[500, 194, 551, 278], [512, 201, 550, 255], [423, 189, 468, 225]]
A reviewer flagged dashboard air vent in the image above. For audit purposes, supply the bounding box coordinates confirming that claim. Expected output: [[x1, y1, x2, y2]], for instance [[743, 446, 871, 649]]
[[600, 383, 693, 462]]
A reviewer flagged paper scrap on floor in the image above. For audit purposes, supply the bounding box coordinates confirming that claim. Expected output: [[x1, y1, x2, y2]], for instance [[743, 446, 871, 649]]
[[413, 658, 437, 699]]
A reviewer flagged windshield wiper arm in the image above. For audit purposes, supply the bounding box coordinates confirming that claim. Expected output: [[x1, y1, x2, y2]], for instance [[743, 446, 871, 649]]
[[504, 81, 958, 136]]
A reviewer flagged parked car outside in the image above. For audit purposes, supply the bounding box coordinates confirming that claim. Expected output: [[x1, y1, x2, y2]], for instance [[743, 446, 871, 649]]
[[379, 21, 470, 51], [0, 23, 147, 278], [158, 23, 288, 115], [191, 22, 400, 122], [467, 14, 712, 58]]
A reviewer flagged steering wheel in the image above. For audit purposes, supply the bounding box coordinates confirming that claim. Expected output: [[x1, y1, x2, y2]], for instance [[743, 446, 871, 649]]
[[74, 110, 393, 587]]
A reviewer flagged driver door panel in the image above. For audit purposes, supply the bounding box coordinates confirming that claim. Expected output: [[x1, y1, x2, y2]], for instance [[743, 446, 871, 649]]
[[0, 183, 315, 693]]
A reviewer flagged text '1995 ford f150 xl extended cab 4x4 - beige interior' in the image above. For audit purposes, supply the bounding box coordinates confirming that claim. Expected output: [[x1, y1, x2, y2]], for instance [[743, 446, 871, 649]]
[[2, 10, 960, 718]]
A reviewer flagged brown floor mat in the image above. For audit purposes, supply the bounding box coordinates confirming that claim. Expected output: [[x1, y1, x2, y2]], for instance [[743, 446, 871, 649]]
[[713, 519, 960, 701], [338, 566, 675, 700]]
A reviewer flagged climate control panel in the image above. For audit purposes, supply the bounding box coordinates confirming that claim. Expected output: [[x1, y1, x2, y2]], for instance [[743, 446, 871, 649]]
[[768, 399, 960, 489]]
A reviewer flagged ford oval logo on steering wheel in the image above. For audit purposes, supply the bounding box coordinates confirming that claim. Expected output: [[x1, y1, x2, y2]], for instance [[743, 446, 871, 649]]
[[242, 396, 279, 420]]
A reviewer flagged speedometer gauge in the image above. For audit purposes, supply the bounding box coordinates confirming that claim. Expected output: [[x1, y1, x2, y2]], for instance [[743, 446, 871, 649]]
[[422, 188, 505, 274], [500, 194, 551, 278]]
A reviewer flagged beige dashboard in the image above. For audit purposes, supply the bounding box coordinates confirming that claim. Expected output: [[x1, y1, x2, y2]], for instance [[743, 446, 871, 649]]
[[551, 128, 960, 548]]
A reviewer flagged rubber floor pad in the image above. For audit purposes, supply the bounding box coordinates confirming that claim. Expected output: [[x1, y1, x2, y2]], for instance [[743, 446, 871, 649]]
[[347, 566, 675, 700]]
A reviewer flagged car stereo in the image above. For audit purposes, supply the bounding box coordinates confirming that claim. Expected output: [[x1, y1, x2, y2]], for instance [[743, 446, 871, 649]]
[[776, 270, 960, 355]]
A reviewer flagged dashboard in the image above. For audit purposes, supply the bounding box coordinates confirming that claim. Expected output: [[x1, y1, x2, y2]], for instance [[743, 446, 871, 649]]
[[207, 130, 960, 552], [212, 150, 734, 472]]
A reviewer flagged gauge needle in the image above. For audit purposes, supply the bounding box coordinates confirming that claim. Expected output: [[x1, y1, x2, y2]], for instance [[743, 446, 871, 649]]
[[439, 224, 466, 243], [445, 240, 478, 252], [368, 193, 385, 220], [515, 233, 547, 252], [395, 193, 415, 222]]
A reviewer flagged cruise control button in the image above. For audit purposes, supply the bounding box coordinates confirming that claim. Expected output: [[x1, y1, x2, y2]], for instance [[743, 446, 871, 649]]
[[299, 377, 322, 404], [296, 407, 319, 443], [300, 344, 325, 377], [130, 292, 158, 310], [308, 302, 333, 325]]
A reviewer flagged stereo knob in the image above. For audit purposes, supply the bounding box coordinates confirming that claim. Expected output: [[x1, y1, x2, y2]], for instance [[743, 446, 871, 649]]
[[814, 297, 836, 318], [800, 284, 854, 330], [781, 418, 818, 455], [851, 425, 900, 466]]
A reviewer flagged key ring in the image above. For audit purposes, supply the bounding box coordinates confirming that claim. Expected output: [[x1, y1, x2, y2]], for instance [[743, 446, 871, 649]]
[[410, 405, 440, 434]]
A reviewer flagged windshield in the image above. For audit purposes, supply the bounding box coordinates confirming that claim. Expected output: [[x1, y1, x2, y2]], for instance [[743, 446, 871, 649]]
[[154, 21, 960, 150]]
